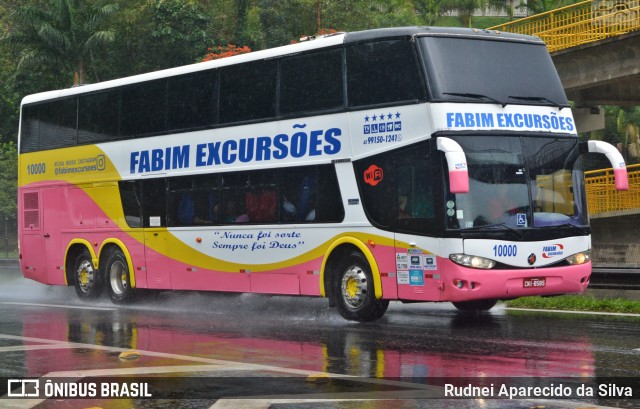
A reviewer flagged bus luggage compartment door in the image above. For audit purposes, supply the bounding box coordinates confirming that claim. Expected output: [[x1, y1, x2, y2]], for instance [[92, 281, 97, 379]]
[[395, 235, 443, 302]]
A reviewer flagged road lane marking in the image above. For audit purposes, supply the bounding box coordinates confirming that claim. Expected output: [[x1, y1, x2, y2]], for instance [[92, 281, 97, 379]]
[[0, 302, 117, 311], [45, 364, 233, 377], [209, 398, 623, 409], [0, 344, 77, 353], [2, 333, 620, 409], [0, 332, 438, 409]]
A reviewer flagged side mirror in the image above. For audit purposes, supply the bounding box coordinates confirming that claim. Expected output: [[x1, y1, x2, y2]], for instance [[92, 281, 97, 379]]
[[437, 137, 469, 194], [582, 140, 629, 190]]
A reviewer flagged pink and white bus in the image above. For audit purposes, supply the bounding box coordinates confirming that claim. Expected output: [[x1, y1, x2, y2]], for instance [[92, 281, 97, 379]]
[[18, 27, 627, 321]]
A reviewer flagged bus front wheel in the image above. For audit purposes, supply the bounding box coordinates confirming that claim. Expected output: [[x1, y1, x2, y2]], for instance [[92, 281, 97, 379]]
[[333, 251, 389, 322], [105, 249, 135, 304], [452, 299, 497, 311], [73, 248, 102, 299]]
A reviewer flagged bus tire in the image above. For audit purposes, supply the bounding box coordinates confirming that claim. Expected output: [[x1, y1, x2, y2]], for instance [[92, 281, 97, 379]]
[[105, 248, 135, 304], [452, 299, 497, 311], [73, 248, 103, 300], [333, 251, 389, 322]]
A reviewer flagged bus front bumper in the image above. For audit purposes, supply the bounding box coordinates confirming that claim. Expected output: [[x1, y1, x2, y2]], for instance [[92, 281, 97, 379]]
[[441, 259, 591, 302]]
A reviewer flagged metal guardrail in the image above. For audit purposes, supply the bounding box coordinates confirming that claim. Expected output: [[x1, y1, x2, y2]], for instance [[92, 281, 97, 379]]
[[590, 267, 640, 289], [585, 163, 640, 216], [489, 0, 640, 53]]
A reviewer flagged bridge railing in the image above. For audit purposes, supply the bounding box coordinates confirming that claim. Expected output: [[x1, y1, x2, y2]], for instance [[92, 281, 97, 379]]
[[585, 163, 640, 216], [489, 0, 640, 52]]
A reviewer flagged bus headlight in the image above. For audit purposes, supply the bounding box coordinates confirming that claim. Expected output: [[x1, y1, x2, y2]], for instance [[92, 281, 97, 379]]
[[565, 251, 591, 265], [450, 254, 496, 269]]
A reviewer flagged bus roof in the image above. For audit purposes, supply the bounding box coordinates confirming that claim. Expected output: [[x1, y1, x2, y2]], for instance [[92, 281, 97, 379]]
[[21, 26, 543, 106], [344, 26, 543, 45]]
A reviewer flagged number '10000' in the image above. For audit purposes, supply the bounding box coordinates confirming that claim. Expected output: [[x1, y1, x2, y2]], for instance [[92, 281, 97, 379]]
[[27, 163, 46, 175], [493, 244, 517, 257]]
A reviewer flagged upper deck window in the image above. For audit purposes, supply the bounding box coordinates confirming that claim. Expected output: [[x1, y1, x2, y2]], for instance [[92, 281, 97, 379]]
[[279, 49, 344, 115], [419, 36, 569, 108], [219, 60, 277, 124], [21, 97, 77, 152], [78, 91, 120, 143], [347, 39, 426, 108]]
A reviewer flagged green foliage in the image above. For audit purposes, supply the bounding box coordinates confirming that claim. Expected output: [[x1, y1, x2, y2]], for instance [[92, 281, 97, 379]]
[[507, 295, 640, 314], [2, 0, 119, 85], [0, 142, 17, 219], [518, 0, 580, 14], [147, 0, 210, 64]]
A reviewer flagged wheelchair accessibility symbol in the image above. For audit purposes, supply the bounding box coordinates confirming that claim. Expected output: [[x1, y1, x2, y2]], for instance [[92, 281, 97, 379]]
[[516, 213, 527, 226]]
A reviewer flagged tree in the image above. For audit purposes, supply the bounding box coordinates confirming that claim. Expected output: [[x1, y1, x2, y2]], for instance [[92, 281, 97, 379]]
[[95, 0, 212, 79], [617, 107, 640, 164], [486, 0, 516, 20], [145, 0, 210, 67], [441, 0, 486, 27], [518, 0, 578, 15], [414, 0, 445, 26], [0, 142, 17, 219], [3, 0, 118, 85]]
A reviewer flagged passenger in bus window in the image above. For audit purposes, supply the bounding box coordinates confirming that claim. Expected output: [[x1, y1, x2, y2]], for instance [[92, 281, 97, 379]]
[[194, 193, 218, 224], [398, 194, 410, 219], [177, 193, 195, 225], [221, 197, 249, 223], [282, 196, 297, 222]]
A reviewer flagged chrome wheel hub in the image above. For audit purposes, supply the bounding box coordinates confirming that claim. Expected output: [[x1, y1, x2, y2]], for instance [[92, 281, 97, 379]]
[[341, 266, 368, 309]]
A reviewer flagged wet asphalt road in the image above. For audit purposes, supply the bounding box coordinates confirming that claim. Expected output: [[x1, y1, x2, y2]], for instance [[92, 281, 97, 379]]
[[0, 265, 639, 409]]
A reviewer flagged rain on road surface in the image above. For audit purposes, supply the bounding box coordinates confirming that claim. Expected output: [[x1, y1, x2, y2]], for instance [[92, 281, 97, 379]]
[[0, 265, 638, 409]]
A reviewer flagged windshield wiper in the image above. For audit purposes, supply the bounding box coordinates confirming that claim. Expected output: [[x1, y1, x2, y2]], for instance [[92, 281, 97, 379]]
[[443, 92, 507, 108], [547, 223, 589, 235], [462, 223, 523, 240], [507, 95, 564, 110]]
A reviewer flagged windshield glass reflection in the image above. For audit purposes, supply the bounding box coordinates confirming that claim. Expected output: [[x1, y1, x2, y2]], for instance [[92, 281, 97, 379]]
[[445, 135, 587, 231]]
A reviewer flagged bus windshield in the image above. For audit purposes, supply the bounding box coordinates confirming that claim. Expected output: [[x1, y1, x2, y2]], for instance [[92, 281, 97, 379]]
[[445, 135, 588, 232], [419, 36, 569, 108]]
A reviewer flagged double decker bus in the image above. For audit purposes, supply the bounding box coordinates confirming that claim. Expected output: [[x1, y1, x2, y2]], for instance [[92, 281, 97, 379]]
[[18, 27, 628, 321]]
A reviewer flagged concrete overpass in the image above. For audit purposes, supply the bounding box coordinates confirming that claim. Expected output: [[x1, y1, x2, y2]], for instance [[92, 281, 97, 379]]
[[552, 30, 640, 107], [552, 31, 640, 132], [489, 0, 640, 132]]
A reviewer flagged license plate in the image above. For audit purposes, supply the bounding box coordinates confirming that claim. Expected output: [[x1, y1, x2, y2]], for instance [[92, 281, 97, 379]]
[[523, 277, 546, 288]]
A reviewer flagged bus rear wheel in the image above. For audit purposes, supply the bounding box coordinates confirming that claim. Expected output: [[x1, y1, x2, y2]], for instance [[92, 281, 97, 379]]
[[105, 249, 135, 304], [333, 251, 389, 322], [73, 248, 102, 299], [452, 299, 497, 311]]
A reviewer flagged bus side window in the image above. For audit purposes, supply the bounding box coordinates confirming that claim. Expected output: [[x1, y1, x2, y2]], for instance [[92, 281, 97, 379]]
[[120, 79, 167, 137], [79, 91, 120, 144], [219, 60, 277, 124], [222, 193, 248, 223], [246, 190, 276, 223], [314, 167, 344, 223], [167, 70, 218, 131], [21, 97, 77, 152], [141, 179, 166, 227], [295, 175, 316, 221], [119, 181, 142, 228], [279, 49, 343, 115], [347, 40, 425, 108], [176, 193, 195, 225]]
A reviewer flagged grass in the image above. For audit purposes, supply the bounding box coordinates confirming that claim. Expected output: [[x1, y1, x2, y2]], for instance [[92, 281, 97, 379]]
[[506, 295, 640, 314]]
